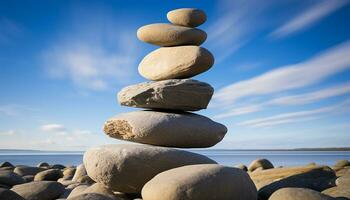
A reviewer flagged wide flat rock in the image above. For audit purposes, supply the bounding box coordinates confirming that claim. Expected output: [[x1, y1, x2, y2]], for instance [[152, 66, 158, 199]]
[[103, 110, 227, 148], [83, 144, 216, 193], [142, 164, 257, 200], [137, 23, 206, 46], [118, 79, 213, 111], [249, 165, 336, 199], [138, 46, 214, 81]]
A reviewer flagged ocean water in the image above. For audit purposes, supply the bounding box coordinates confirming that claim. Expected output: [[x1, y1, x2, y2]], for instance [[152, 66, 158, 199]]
[[1, 150, 350, 167]]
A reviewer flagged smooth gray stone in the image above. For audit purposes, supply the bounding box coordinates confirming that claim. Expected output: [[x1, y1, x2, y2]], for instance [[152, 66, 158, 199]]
[[167, 8, 207, 27], [34, 169, 63, 181], [138, 46, 214, 81], [248, 158, 274, 172], [0, 188, 25, 200], [0, 171, 25, 186], [13, 166, 45, 176], [137, 23, 206, 46], [103, 110, 227, 148], [142, 164, 257, 200], [11, 181, 65, 200]]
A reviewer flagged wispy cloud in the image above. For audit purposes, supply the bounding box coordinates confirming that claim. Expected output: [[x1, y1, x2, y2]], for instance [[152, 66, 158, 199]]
[[0, 130, 18, 136], [42, 8, 141, 91], [238, 99, 350, 127], [207, 0, 282, 62], [270, 0, 350, 39], [40, 124, 66, 133], [270, 82, 350, 105], [0, 104, 37, 117], [214, 82, 350, 119], [213, 40, 350, 105]]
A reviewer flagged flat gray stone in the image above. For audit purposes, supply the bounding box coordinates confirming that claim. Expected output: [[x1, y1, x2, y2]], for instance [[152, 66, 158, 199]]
[[14, 166, 45, 176], [103, 110, 227, 148], [118, 79, 213, 111], [83, 144, 216, 193]]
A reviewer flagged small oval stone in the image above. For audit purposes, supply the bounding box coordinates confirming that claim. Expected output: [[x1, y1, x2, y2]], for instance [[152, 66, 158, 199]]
[[167, 8, 207, 27], [34, 169, 63, 181], [11, 181, 65, 200], [83, 144, 216, 193], [137, 23, 206, 46], [103, 110, 227, 148], [248, 158, 274, 172], [142, 164, 257, 200], [139, 46, 214, 81]]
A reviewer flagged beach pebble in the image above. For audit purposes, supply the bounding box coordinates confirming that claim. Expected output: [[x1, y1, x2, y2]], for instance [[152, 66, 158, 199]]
[[142, 164, 257, 200], [322, 185, 350, 199], [63, 167, 76, 179], [104, 110, 227, 148], [67, 183, 117, 199], [118, 79, 213, 111], [139, 46, 214, 81], [22, 175, 34, 182], [51, 164, 66, 170], [76, 175, 95, 185], [0, 188, 25, 200], [34, 169, 63, 181], [0, 171, 25, 186], [68, 193, 115, 200], [83, 144, 216, 193], [334, 160, 350, 168], [137, 23, 206, 46], [269, 187, 335, 200], [72, 164, 87, 182], [248, 159, 274, 172], [11, 181, 65, 200], [37, 162, 50, 168], [250, 165, 336, 199], [235, 164, 248, 171], [13, 166, 45, 176], [336, 174, 350, 186], [167, 8, 206, 27], [0, 161, 14, 168]]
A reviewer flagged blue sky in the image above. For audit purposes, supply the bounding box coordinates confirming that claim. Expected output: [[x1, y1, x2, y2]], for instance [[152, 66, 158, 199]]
[[1, 0, 350, 150]]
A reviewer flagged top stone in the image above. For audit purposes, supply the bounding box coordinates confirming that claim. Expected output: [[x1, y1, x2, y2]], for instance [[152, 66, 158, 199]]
[[167, 8, 207, 27]]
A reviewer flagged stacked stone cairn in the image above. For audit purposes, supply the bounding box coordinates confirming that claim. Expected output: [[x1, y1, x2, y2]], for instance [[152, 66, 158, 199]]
[[83, 8, 258, 200]]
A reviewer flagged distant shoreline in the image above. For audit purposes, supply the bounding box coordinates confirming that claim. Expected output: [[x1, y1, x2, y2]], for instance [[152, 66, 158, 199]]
[[1, 147, 350, 153]]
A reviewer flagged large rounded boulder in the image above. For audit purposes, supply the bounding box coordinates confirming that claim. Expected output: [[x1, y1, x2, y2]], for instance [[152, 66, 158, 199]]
[[142, 164, 257, 200], [83, 144, 216, 193], [11, 181, 65, 200]]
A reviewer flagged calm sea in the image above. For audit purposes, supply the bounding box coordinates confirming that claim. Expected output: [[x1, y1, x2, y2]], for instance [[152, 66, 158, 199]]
[[1, 150, 350, 167]]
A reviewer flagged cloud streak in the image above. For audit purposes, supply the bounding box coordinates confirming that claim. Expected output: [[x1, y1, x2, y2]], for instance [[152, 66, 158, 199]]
[[270, 0, 350, 39], [238, 99, 350, 127], [213, 40, 350, 105], [42, 8, 141, 91]]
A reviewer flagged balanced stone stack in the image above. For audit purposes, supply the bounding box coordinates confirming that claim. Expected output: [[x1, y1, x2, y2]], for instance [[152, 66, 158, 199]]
[[83, 8, 257, 200]]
